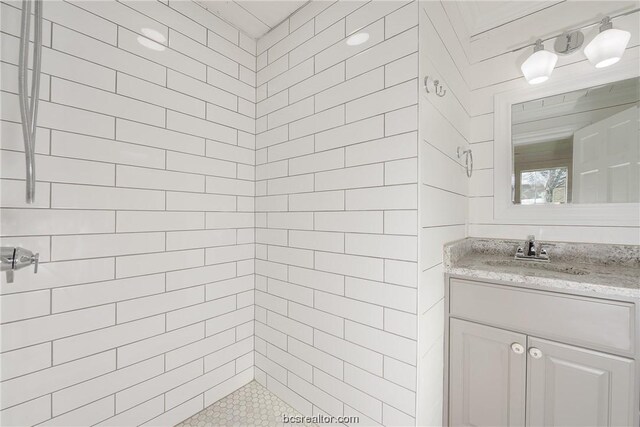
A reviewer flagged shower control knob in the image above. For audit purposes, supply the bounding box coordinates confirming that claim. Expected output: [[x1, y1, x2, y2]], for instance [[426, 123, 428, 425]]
[[1, 247, 39, 283], [14, 247, 39, 273]]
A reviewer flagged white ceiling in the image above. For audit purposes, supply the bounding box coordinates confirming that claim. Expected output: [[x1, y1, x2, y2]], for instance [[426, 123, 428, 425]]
[[197, 1, 308, 39]]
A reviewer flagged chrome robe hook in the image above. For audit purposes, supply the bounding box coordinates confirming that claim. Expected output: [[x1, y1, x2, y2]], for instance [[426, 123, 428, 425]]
[[424, 76, 447, 97], [457, 147, 473, 178]]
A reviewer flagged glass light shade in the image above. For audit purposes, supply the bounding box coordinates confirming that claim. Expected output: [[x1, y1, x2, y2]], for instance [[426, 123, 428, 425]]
[[521, 49, 558, 85], [584, 28, 631, 68]]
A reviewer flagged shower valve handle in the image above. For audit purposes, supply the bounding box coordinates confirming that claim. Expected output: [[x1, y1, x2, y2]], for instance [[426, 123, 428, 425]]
[[1, 247, 39, 283]]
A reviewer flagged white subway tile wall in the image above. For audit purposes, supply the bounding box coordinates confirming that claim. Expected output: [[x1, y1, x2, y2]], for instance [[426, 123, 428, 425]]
[[254, 1, 419, 425], [0, 0, 256, 425]]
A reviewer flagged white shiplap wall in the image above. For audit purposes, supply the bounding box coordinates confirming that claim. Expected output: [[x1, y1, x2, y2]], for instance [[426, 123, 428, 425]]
[[417, 3, 470, 425], [253, 1, 420, 425], [454, 1, 640, 244], [0, 1, 256, 425]]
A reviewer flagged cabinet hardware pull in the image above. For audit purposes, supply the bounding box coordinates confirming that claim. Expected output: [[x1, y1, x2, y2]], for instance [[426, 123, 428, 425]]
[[511, 343, 525, 354], [529, 347, 543, 359]]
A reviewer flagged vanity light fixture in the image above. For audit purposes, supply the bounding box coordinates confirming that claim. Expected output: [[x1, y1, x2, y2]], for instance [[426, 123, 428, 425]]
[[346, 32, 369, 46], [137, 28, 167, 51], [517, 9, 637, 84], [521, 39, 558, 85], [584, 17, 631, 68]]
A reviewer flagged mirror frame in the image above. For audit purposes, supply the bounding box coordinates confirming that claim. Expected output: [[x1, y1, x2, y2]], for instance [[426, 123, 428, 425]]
[[494, 59, 639, 227]]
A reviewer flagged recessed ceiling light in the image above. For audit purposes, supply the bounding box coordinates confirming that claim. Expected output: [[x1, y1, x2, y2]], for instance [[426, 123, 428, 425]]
[[346, 32, 369, 46], [138, 28, 166, 51]]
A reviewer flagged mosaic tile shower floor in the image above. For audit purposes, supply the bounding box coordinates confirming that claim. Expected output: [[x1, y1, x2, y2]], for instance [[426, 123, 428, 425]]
[[175, 381, 316, 427]]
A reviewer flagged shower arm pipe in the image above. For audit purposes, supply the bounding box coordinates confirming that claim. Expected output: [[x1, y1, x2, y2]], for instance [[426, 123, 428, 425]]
[[18, 0, 43, 204]]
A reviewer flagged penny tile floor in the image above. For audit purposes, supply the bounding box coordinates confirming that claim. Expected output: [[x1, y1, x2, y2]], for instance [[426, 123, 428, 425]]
[[175, 381, 314, 427]]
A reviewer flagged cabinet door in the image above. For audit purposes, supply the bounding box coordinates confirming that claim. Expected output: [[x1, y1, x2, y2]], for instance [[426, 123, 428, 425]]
[[527, 337, 635, 427], [449, 319, 527, 426]]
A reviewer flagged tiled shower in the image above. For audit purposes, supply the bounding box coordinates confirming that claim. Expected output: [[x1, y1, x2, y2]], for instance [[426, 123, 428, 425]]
[[3, 0, 639, 426], [29, 0, 640, 424], [0, 1, 440, 425]]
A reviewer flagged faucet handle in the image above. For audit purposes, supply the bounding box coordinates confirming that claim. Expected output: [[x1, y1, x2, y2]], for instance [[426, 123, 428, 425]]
[[2, 247, 39, 282], [32, 252, 39, 273]]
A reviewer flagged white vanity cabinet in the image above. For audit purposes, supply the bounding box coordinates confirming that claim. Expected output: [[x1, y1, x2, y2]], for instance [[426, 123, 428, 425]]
[[445, 277, 638, 427]]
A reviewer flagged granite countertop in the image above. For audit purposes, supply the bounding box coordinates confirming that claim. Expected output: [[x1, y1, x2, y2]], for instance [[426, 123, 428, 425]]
[[444, 238, 640, 299]]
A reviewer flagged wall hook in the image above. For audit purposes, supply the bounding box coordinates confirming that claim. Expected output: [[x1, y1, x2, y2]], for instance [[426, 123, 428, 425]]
[[424, 76, 447, 97], [457, 147, 473, 178]]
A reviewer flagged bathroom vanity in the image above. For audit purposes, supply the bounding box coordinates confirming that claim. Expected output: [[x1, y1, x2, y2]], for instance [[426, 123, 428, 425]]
[[443, 238, 639, 426]]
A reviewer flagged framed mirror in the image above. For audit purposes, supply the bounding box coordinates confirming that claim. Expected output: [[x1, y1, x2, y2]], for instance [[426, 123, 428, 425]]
[[511, 77, 639, 206], [494, 61, 639, 226]]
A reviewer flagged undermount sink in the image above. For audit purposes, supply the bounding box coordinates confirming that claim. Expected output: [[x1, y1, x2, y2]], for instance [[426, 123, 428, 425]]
[[485, 259, 591, 276]]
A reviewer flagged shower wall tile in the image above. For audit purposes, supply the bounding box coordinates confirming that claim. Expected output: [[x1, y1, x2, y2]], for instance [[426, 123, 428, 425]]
[[0, 290, 50, 323], [254, 3, 418, 423], [1, 350, 116, 412], [50, 232, 165, 261], [208, 30, 255, 71], [51, 131, 167, 169], [267, 57, 314, 97], [1, 150, 116, 186], [125, 1, 207, 44], [52, 24, 166, 85], [117, 73, 206, 118], [0, 342, 52, 382], [116, 165, 205, 192], [43, 395, 115, 427], [207, 67, 255, 102], [345, 26, 418, 79], [166, 110, 237, 145], [38, 101, 116, 138], [51, 78, 166, 127], [42, 47, 117, 91], [51, 184, 166, 211], [51, 274, 166, 314], [346, 0, 409, 35], [0, 179, 51, 208], [52, 315, 166, 364], [0, 121, 50, 154], [0, 396, 51, 427], [315, 19, 384, 73], [168, 0, 239, 44], [0, 1, 255, 425], [167, 69, 237, 110], [0, 208, 115, 236], [116, 118, 206, 155]]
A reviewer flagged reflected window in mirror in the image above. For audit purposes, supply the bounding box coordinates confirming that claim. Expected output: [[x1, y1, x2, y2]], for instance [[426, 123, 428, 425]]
[[511, 76, 639, 205], [519, 167, 569, 205]]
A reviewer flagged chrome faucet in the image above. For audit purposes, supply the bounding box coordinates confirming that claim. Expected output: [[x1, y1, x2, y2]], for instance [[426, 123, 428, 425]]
[[1, 247, 39, 283], [515, 235, 549, 262]]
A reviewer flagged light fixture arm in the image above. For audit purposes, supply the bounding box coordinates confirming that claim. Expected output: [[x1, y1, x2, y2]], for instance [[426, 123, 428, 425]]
[[599, 16, 613, 32], [532, 39, 544, 52], [508, 7, 638, 56]]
